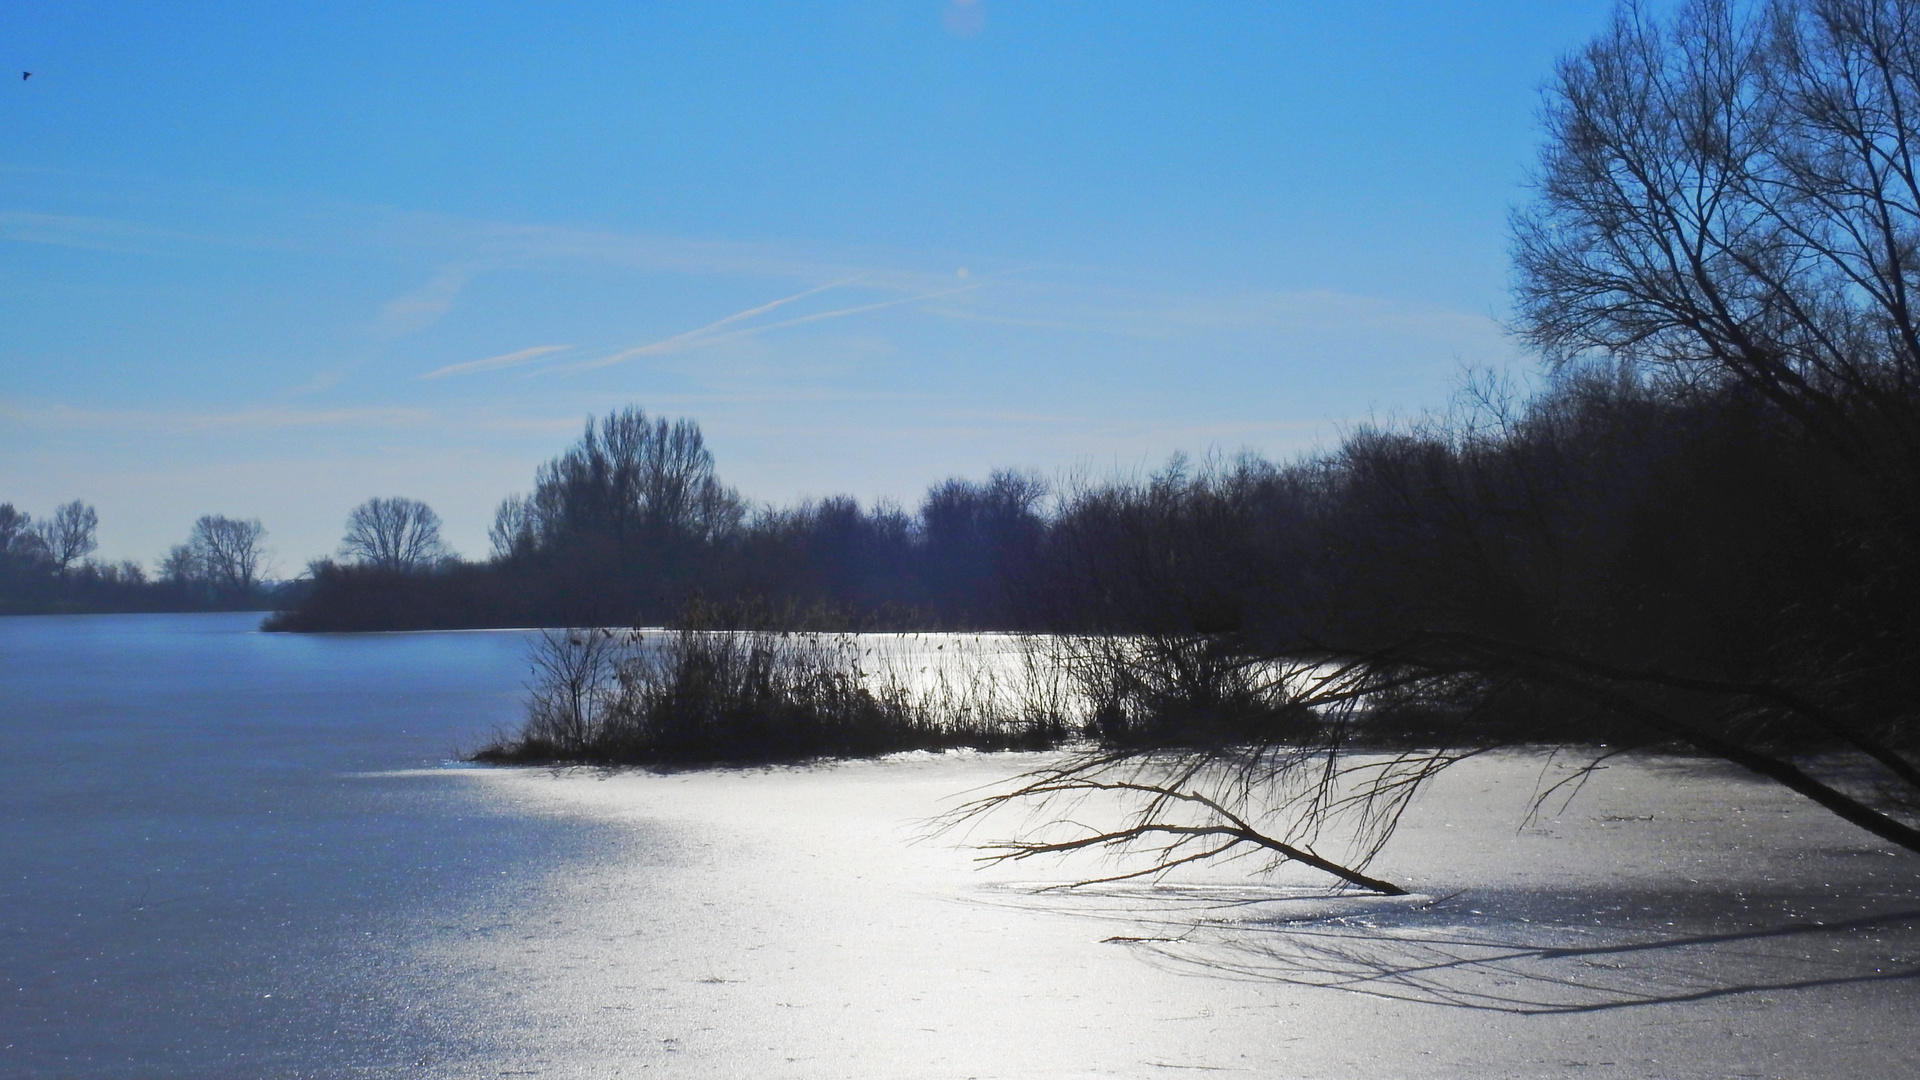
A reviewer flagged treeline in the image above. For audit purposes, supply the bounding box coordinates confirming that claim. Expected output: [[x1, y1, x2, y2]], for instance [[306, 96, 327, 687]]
[[272, 363, 1917, 753], [407, 360, 1918, 760], [0, 504, 291, 614], [438, 364, 1917, 872], [268, 410, 1053, 630]]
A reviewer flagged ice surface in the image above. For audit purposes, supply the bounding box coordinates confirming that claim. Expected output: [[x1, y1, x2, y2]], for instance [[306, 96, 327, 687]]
[[3, 614, 1916, 1078], [402, 753, 1920, 1078]]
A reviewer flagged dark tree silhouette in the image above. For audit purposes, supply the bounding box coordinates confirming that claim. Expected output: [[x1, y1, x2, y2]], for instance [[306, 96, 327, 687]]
[[184, 515, 269, 595], [504, 406, 743, 554], [34, 500, 97, 572], [965, 0, 1920, 886], [2, 500, 281, 614], [339, 497, 449, 572], [919, 469, 1048, 624], [1512, 0, 1920, 479], [0, 504, 44, 561]]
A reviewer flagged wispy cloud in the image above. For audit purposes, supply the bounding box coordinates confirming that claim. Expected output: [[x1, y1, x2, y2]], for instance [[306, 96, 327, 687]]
[[285, 368, 348, 396], [561, 276, 865, 373], [0, 210, 204, 255], [917, 304, 1153, 337], [916, 281, 1513, 358], [421, 344, 577, 380], [0, 399, 439, 434], [560, 279, 989, 374], [376, 264, 477, 336]]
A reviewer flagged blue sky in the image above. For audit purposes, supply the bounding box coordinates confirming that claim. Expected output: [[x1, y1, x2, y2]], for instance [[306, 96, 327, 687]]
[[1, 1, 1619, 568]]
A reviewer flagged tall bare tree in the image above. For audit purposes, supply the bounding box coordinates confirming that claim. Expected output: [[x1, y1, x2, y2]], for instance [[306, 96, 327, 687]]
[[489, 493, 537, 560], [1512, 0, 1920, 474], [524, 406, 743, 551], [156, 544, 198, 585], [34, 500, 97, 572], [968, 0, 1920, 887], [188, 515, 268, 594], [0, 504, 43, 560], [339, 497, 450, 572]]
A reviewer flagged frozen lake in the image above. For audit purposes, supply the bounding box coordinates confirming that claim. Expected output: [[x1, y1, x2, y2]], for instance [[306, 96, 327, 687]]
[[3, 613, 1917, 1077]]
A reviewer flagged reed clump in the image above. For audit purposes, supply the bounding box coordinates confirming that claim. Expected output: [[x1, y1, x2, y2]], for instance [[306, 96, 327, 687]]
[[472, 627, 1073, 766]]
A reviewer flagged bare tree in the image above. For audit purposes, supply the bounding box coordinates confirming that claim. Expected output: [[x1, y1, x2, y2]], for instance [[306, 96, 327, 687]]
[[188, 515, 269, 593], [156, 543, 199, 585], [941, 636, 1453, 896], [528, 407, 743, 550], [1496, 0, 1920, 841], [518, 628, 628, 753], [33, 500, 97, 571], [963, 53, 1920, 891], [339, 497, 450, 572], [1512, 0, 1920, 472], [489, 493, 537, 560], [0, 504, 45, 561]]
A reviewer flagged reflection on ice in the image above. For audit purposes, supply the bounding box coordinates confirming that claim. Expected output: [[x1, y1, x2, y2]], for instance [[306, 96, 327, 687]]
[[6, 615, 1919, 1078], [410, 751, 1920, 1077]]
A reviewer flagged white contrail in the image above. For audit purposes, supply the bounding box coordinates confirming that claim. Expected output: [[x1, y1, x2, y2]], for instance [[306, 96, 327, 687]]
[[562, 279, 988, 372], [420, 343, 576, 380], [565, 275, 865, 373]]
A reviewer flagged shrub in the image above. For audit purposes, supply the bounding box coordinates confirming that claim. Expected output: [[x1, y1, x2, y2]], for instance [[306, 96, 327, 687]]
[[475, 627, 1073, 766]]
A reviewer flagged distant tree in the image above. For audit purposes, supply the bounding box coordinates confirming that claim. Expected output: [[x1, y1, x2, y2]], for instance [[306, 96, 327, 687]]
[[0, 501, 177, 613], [33, 500, 97, 571], [918, 469, 1048, 622], [0, 504, 44, 561], [339, 497, 450, 572], [526, 407, 744, 551], [488, 493, 538, 561], [156, 543, 199, 586], [185, 515, 269, 594]]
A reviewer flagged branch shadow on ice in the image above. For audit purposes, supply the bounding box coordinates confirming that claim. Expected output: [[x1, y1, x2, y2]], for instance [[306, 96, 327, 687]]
[[983, 883, 1920, 1015]]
